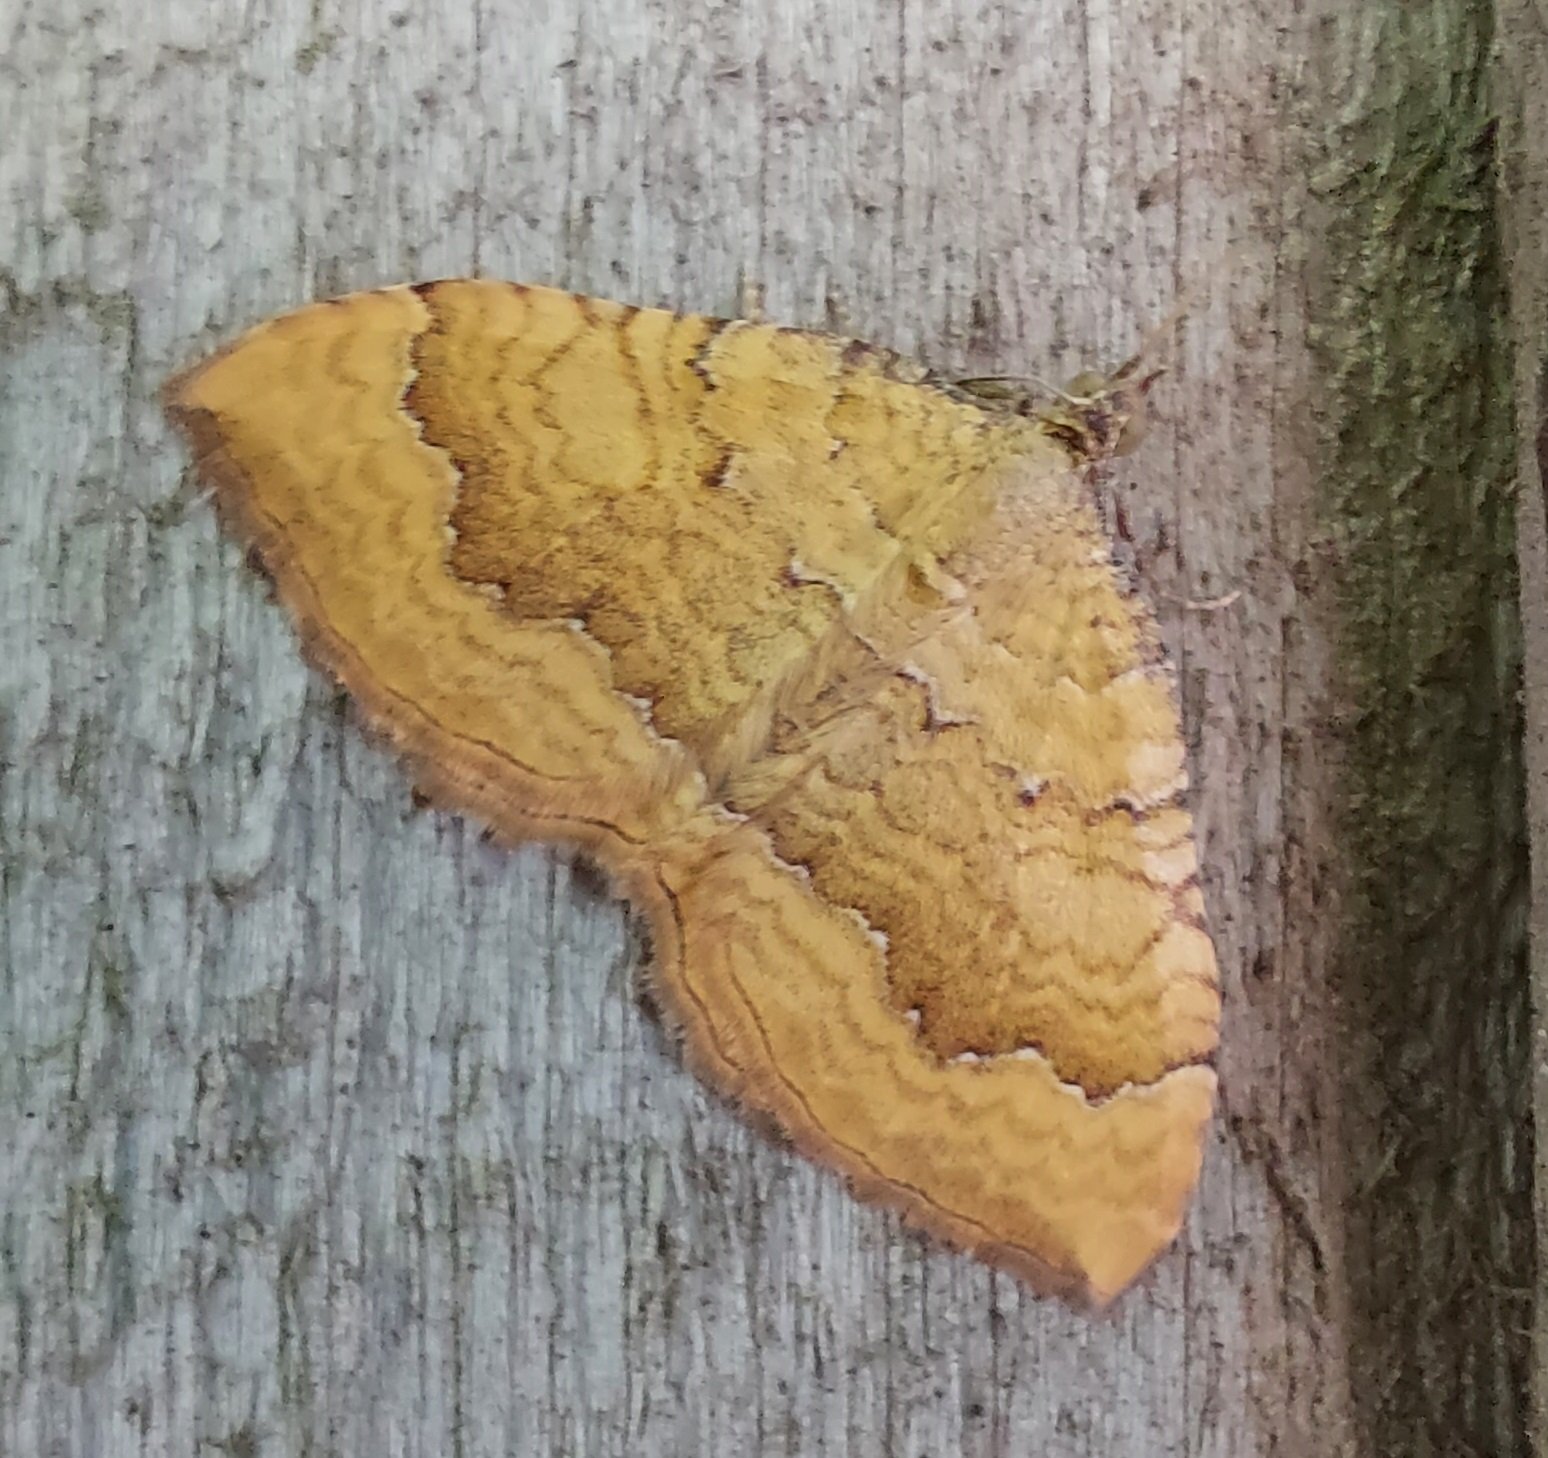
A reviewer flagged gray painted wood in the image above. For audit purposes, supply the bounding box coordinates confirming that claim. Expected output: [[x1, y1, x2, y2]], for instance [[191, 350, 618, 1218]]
[[0, 0, 1404, 1453]]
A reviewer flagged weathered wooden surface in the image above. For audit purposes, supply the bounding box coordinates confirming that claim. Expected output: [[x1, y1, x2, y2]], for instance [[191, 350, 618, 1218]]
[[0, 0, 1529, 1454], [1313, 6, 1529, 1455], [1498, 2, 1548, 1451]]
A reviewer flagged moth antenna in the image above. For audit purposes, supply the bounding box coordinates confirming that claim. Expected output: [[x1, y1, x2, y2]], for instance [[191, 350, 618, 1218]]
[[955, 373, 1084, 406], [1121, 245, 1252, 380]]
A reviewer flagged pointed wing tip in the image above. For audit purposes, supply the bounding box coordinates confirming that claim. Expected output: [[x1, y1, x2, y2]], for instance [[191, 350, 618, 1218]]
[[161, 349, 217, 423]]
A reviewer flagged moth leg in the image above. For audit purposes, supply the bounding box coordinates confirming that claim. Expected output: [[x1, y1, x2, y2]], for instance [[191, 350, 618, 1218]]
[[735, 269, 766, 324]]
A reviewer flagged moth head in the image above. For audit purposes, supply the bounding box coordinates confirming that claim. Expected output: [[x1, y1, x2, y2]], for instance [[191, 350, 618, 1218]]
[[1058, 358, 1167, 458], [955, 360, 1166, 460]]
